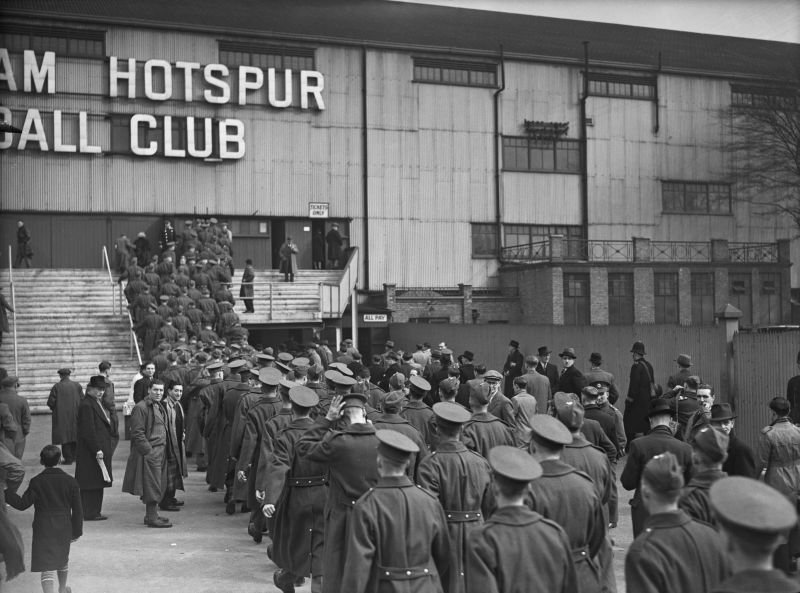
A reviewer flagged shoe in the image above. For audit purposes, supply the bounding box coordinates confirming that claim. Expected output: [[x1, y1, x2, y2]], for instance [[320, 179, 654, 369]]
[[273, 570, 295, 593], [85, 514, 108, 521], [225, 500, 236, 515], [159, 505, 181, 512], [171, 499, 184, 506], [248, 522, 262, 543], [145, 517, 172, 528], [208, 486, 218, 492], [196, 466, 207, 472]]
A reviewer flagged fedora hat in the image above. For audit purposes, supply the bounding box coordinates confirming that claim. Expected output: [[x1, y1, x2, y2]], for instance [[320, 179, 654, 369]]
[[676, 354, 692, 367], [710, 403, 736, 422], [558, 347, 577, 359]]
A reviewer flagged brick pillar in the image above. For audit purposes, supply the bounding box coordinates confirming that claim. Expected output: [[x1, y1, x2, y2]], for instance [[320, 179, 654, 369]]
[[590, 267, 609, 326], [711, 239, 729, 262], [550, 235, 564, 262], [552, 267, 564, 325], [633, 237, 651, 262], [714, 268, 729, 313], [634, 268, 655, 324], [678, 267, 692, 326], [750, 269, 761, 326], [459, 283, 473, 324], [384, 283, 396, 312], [778, 239, 791, 263]]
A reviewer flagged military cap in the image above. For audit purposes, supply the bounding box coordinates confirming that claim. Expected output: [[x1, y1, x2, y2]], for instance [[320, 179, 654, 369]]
[[258, 367, 282, 386], [159, 294, 170, 302], [382, 390, 406, 412], [206, 361, 224, 372], [558, 347, 577, 359], [554, 393, 585, 430], [509, 340, 519, 348], [710, 403, 736, 422], [344, 338, 353, 344], [288, 385, 319, 408], [385, 339, 395, 347], [433, 402, 471, 425], [324, 369, 344, 383], [227, 359, 247, 370], [430, 349, 442, 360], [441, 348, 453, 356], [409, 375, 431, 392], [389, 373, 406, 390], [0, 376, 17, 388], [646, 398, 675, 418], [292, 357, 310, 368], [589, 380, 610, 392], [488, 446, 543, 483], [676, 353, 693, 367], [277, 352, 294, 363], [256, 352, 275, 362], [263, 347, 275, 356], [57, 368, 72, 375], [376, 429, 419, 463], [529, 413, 573, 446], [693, 426, 729, 462], [209, 217, 218, 224], [483, 370, 503, 382], [710, 476, 797, 534], [470, 383, 491, 406], [279, 378, 298, 391], [341, 391, 368, 408], [291, 366, 308, 378], [274, 361, 292, 373], [87, 375, 107, 389], [325, 371, 357, 388], [331, 363, 354, 377], [642, 452, 684, 493]]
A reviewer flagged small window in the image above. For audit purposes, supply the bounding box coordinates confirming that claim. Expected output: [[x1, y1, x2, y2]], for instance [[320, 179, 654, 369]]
[[1, 25, 105, 59], [471, 223, 498, 258], [502, 136, 581, 173], [731, 84, 798, 110], [759, 273, 782, 325], [218, 41, 315, 71], [691, 272, 715, 326], [608, 273, 634, 325], [413, 57, 497, 88], [587, 72, 656, 100], [661, 181, 731, 214]]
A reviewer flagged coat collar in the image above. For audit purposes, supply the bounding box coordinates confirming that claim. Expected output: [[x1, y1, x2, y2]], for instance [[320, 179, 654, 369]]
[[404, 400, 429, 410], [470, 411, 500, 422], [344, 422, 376, 435], [539, 459, 576, 476], [376, 475, 413, 488], [642, 510, 693, 530], [566, 433, 592, 448], [375, 413, 409, 425], [686, 469, 727, 488], [434, 440, 468, 453], [714, 569, 800, 593], [487, 505, 543, 526]]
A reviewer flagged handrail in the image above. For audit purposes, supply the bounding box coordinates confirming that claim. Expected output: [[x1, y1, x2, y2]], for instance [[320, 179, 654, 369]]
[[127, 311, 142, 366], [321, 247, 359, 318], [101, 246, 117, 315], [7, 246, 18, 377]]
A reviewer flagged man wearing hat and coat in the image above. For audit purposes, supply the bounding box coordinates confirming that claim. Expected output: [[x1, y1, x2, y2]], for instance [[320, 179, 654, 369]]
[[535, 346, 559, 394], [462, 383, 516, 458], [623, 341, 657, 447], [621, 398, 693, 537], [556, 348, 586, 397], [786, 349, 800, 425], [341, 430, 451, 593], [466, 446, 577, 593], [667, 353, 694, 393], [48, 368, 83, 464], [76, 375, 115, 521], [625, 452, 730, 593], [710, 403, 758, 478], [0, 375, 30, 458], [679, 426, 729, 527], [457, 351, 475, 384], [372, 390, 429, 480], [502, 340, 524, 397]]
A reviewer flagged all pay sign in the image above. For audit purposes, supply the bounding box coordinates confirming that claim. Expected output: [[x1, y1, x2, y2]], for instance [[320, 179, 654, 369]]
[[309, 202, 329, 218]]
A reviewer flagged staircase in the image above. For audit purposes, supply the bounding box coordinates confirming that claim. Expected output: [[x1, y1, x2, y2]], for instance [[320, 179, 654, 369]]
[[0, 268, 138, 413]]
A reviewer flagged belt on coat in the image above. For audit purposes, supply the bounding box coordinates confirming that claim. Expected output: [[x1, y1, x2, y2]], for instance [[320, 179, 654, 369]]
[[377, 563, 437, 581], [444, 509, 482, 523], [287, 475, 327, 487]]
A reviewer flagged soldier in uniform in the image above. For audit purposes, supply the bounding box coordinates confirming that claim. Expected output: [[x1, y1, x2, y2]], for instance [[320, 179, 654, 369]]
[[198, 361, 227, 491], [372, 390, 428, 480], [625, 452, 730, 593], [710, 476, 800, 593], [462, 383, 515, 457], [466, 446, 577, 593], [47, 368, 83, 464], [679, 426, 729, 527], [621, 398, 693, 537], [295, 392, 380, 593], [341, 430, 451, 593], [526, 414, 606, 593], [400, 376, 436, 447], [417, 402, 492, 593]]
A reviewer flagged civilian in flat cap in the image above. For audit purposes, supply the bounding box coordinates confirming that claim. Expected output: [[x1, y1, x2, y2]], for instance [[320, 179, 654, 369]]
[[372, 390, 428, 480], [519, 355, 551, 415], [0, 375, 30, 458], [295, 391, 380, 593], [484, 370, 515, 428], [417, 403, 492, 593], [47, 368, 83, 464], [621, 399, 693, 537], [556, 347, 587, 398], [263, 386, 326, 593], [624, 340, 657, 447], [462, 384, 515, 458], [710, 403, 758, 478], [526, 414, 607, 593], [757, 396, 800, 572], [625, 452, 730, 593], [787, 349, 800, 425], [678, 425, 729, 527], [341, 430, 450, 593], [502, 340, 524, 397], [710, 477, 799, 592], [400, 376, 436, 448], [466, 446, 577, 593], [76, 375, 115, 521]]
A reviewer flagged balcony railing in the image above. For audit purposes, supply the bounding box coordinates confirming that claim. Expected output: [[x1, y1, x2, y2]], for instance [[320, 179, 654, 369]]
[[650, 241, 710, 262], [500, 240, 550, 262], [729, 242, 778, 263]]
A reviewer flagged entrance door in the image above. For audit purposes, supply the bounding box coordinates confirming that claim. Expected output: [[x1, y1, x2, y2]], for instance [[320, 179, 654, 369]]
[[271, 221, 285, 270], [284, 220, 313, 271]]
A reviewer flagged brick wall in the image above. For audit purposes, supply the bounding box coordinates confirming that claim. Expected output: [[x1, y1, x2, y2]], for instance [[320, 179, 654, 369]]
[[590, 267, 609, 325], [634, 268, 655, 324], [678, 267, 692, 326]]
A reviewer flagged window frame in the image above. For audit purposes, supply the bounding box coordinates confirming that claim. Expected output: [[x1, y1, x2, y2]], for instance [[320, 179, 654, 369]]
[[731, 84, 798, 110], [690, 272, 715, 326], [1, 25, 106, 59], [654, 272, 679, 324], [661, 181, 732, 215], [586, 72, 656, 100], [563, 272, 590, 326], [471, 223, 499, 259], [608, 272, 634, 325], [502, 136, 581, 174], [412, 57, 498, 88], [218, 41, 316, 71]]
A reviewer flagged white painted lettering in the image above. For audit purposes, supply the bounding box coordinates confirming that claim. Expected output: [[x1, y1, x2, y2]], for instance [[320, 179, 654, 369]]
[[0, 106, 12, 149], [130, 114, 157, 156], [203, 64, 230, 104], [144, 59, 172, 101], [301, 70, 325, 110], [110, 56, 137, 99], [238, 66, 263, 105], [53, 110, 76, 153], [23, 50, 55, 94], [163, 116, 185, 158], [175, 61, 200, 101], [267, 68, 292, 108], [0, 49, 17, 91], [18, 108, 48, 150], [186, 116, 212, 158], [79, 111, 101, 153], [219, 119, 245, 159]]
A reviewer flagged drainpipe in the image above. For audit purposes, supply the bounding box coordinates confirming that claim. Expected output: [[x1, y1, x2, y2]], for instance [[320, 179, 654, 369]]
[[493, 45, 506, 259], [361, 45, 370, 289], [653, 52, 662, 135], [580, 42, 589, 241]]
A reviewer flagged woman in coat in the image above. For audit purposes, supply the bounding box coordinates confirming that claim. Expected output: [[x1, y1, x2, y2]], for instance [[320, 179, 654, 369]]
[[278, 237, 299, 282]]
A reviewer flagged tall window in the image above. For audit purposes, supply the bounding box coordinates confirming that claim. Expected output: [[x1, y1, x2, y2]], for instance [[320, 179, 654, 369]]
[[654, 273, 679, 324], [502, 137, 581, 173], [608, 273, 634, 325], [729, 273, 752, 327], [691, 273, 715, 326], [564, 273, 590, 326], [0, 25, 105, 58], [759, 273, 782, 325], [412, 58, 497, 88], [471, 224, 498, 258], [587, 72, 656, 100], [662, 181, 731, 214]]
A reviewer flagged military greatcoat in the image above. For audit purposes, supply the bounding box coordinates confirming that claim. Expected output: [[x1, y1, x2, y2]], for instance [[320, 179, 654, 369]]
[[47, 377, 83, 444], [461, 412, 515, 458]]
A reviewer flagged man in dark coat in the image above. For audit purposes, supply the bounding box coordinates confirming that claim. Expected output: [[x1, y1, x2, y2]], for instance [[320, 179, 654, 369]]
[[198, 362, 228, 491], [679, 426, 729, 527], [0, 287, 14, 348], [76, 376, 116, 521], [466, 446, 577, 593], [341, 430, 450, 593], [623, 340, 656, 446], [295, 392, 380, 593], [417, 403, 492, 593], [160, 381, 188, 512], [325, 223, 344, 269], [312, 230, 325, 270], [625, 452, 730, 593], [556, 347, 586, 396], [485, 370, 515, 427], [372, 390, 429, 480], [709, 403, 758, 478], [14, 220, 32, 268], [535, 346, 559, 394], [0, 376, 30, 458], [502, 340, 524, 397], [47, 368, 83, 464], [786, 348, 800, 425], [239, 258, 255, 313], [621, 398, 693, 537], [462, 384, 515, 458]]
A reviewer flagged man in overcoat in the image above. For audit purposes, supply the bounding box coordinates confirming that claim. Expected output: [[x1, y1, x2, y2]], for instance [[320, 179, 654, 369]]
[[325, 223, 344, 269], [709, 403, 757, 478], [47, 368, 83, 464], [76, 375, 116, 521], [122, 379, 172, 528], [535, 346, 560, 395], [502, 340, 524, 397], [0, 376, 30, 458], [623, 340, 656, 446], [556, 347, 586, 396], [160, 380, 187, 512], [239, 258, 255, 313]]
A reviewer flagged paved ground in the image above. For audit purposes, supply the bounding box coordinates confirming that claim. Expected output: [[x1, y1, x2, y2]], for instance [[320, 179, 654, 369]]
[[4, 416, 633, 592]]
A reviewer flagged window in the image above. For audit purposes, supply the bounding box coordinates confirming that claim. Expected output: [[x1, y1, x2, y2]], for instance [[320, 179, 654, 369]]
[[503, 225, 583, 248], [731, 84, 798, 109], [691, 273, 715, 326], [1, 25, 105, 59], [408, 317, 450, 324], [654, 272, 678, 324], [502, 137, 580, 173], [564, 273, 590, 326], [729, 273, 752, 327], [471, 224, 498, 258], [218, 41, 315, 71], [233, 220, 270, 237], [413, 58, 497, 88], [759, 273, 782, 325], [608, 273, 634, 325], [661, 181, 731, 214], [587, 72, 656, 100]]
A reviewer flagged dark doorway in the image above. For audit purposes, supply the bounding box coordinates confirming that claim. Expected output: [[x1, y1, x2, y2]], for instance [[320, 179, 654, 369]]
[[271, 220, 286, 270], [284, 220, 313, 270], [312, 220, 326, 269]]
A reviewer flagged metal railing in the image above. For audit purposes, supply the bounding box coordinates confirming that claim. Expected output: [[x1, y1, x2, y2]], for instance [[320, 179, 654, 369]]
[[6, 246, 18, 376], [649, 241, 711, 262], [500, 240, 550, 262], [128, 311, 142, 366], [729, 242, 778, 263], [321, 247, 359, 318], [101, 246, 122, 315]]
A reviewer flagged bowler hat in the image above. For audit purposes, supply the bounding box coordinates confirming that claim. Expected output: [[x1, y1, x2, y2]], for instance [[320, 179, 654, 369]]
[[87, 375, 107, 390], [589, 352, 602, 365], [631, 341, 646, 356], [460, 351, 474, 362], [509, 340, 519, 349], [710, 403, 736, 422], [537, 346, 551, 357], [558, 347, 577, 359]]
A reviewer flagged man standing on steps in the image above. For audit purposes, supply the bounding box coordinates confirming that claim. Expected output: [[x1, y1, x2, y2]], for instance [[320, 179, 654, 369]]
[[14, 220, 32, 269], [0, 286, 13, 349], [47, 368, 83, 464]]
